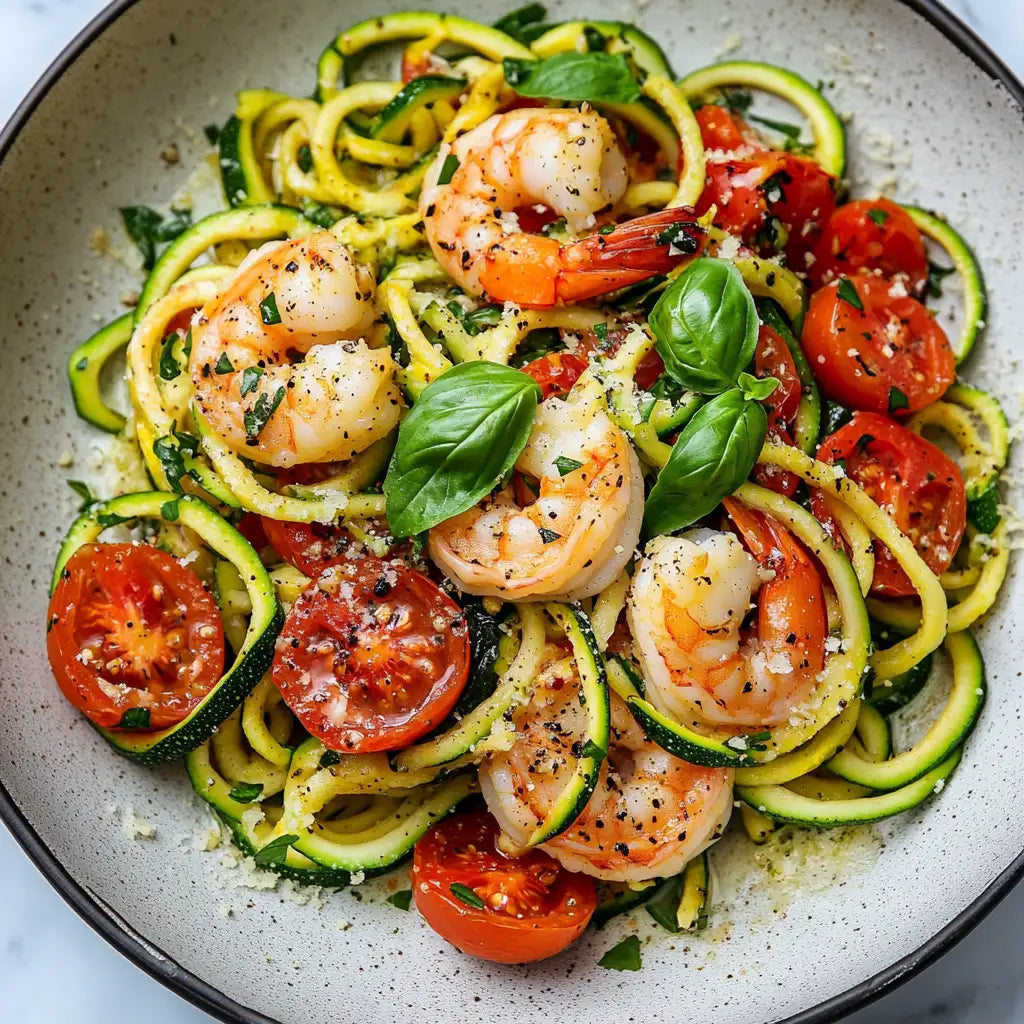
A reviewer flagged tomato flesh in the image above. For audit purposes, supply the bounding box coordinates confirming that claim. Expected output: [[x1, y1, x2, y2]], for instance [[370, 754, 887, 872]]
[[752, 325, 802, 496], [695, 105, 766, 153], [272, 557, 470, 752], [521, 351, 590, 399], [813, 413, 966, 596], [811, 198, 928, 292], [696, 150, 836, 265], [801, 275, 955, 415], [412, 811, 597, 963], [47, 543, 225, 730]]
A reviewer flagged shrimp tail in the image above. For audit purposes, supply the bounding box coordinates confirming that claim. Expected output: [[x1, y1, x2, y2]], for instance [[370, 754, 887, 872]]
[[554, 207, 706, 304]]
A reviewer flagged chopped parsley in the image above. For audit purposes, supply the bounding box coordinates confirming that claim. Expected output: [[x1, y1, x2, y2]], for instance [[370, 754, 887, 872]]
[[554, 456, 584, 477], [888, 386, 909, 413], [252, 833, 299, 867], [927, 260, 956, 298], [538, 527, 561, 544], [214, 352, 234, 374], [244, 386, 286, 439], [67, 479, 95, 511], [228, 782, 264, 804], [599, 934, 642, 971], [387, 889, 413, 911], [240, 365, 264, 397], [159, 331, 183, 380], [867, 207, 890, 227], [259, 292, 282, 326], [449, 883, 486, 909], [836, 277, 864, 311], [118, 707, 151, 730], [160, 500, 180, 522], [120, 205, 192, 272], [436, 153, 460, 186]]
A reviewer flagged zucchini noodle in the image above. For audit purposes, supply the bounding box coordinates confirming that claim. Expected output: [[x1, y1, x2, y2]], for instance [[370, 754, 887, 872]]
[[53, 7, 1009, 941]]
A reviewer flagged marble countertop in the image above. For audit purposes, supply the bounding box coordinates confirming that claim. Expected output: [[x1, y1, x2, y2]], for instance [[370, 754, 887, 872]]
[[2, 1, 1023, 1022]]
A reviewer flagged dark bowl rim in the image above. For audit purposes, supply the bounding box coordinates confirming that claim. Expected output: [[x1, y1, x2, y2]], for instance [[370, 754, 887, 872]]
[[1, 1, 1022, 1022]]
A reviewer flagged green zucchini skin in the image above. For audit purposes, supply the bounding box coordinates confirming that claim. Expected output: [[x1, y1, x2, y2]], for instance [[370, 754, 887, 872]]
[[867, 650, 933, 717], [737, 749, 962, 827], [374, 75, 466, 143], [607, 656, 748, 768], [756, 297, 821, 454], [527, 603, 610, 847], [903, 205, 987, 364], [52, 492, 282, 764], [828, 631, 985, 791], [67, 313, 133, 433], [135, 205, 310, 323], [679, 60, 846, 177]]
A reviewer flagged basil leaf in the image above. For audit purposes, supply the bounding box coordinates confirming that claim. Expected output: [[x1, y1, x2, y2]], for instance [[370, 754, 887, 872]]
[[120, 205, 192, 272], [387, 889, 413, 911], [967, 483, 1001, 534], [449, 883, 486, 909], [823, 399, 854, 435], [644, 875, 685, 933], [297, 144, 314, 173], [383, 361, 541, 537], [253, 834, 299, 867], [836, 277, 864, 311], [160, 500, 180, 522], [117, 707, 151, 730], [228, 782, 264, 804], [318, 749, 341, 769], [644, 389, 768, 536], [867, 207, 890, 227], [599, 934, 642, 971], [649, 258, 758, 395], [214, 352, 234, 374], [503, 52, 641, 104], [538, 527, 561, 544], [159, 331, 183, 381], [737, 371, 779, 402]]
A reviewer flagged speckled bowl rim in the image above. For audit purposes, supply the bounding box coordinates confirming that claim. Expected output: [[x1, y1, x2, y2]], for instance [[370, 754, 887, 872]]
[[1, 1, 1022, 1021]]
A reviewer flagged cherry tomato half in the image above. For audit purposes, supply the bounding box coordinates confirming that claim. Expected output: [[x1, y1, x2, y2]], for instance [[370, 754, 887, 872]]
[[412, 811, 597, 963], [47, 543, 225, 730], [813, 413, 966, 596], [521, 351, 590, 399], [696, 151, 836, 266], [272, 557, 470, 752], [811, 198, 928, 292], [261, 462, 359, 576], [752, 325, 802, 496], [801, 275, 955, 415], [695, 105, 766, 153]]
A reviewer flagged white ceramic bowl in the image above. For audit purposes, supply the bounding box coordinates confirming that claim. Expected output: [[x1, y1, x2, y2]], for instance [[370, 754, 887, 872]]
[[1, 1, 1022, 1022]]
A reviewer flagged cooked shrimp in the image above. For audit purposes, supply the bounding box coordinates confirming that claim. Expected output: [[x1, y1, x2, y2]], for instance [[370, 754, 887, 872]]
[[419, 107, 705, 307], [428, 386, 643, 601], [190, 231, 401, 468], [479, 652, 733, 882], [627, 498, 827, 730]]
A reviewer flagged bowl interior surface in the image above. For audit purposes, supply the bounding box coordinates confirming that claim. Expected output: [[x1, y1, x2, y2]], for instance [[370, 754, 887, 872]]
[[1, 1, 1022, 1022]]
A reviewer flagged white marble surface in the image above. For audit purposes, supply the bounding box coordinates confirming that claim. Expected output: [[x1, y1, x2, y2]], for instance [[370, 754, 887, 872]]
[[1, 1, 1023, 1022]]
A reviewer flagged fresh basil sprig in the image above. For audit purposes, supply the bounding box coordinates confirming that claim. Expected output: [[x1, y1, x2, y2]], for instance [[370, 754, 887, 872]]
[[503, 52, 641, 103], [384, 361, 541, 537], [649, 257, 758, 394], [644, 386, 770, 536]]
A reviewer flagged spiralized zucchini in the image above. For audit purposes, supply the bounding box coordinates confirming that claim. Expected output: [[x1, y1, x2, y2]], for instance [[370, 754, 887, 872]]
[[58, 7, 1010, 928]]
